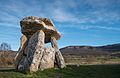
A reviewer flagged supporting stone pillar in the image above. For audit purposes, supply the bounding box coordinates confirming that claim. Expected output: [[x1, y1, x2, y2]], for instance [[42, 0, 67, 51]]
[[17, 30, 45, 72], [39, 47, 55, 70], [14, 35, 27, 69], [27, 30, 45, 72], [51, 36, 66, 68]]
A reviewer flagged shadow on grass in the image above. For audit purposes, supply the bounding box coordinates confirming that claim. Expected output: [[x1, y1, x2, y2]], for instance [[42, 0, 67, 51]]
[[0, 67, 28, 75], [0, 67, 15, 72]]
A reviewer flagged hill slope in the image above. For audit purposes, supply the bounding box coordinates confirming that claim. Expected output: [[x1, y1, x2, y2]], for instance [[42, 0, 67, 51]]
[[60, 43, 120, 55]]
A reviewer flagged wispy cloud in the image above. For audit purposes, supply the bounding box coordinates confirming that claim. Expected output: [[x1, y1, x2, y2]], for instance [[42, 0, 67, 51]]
[[0, 23, 19, 28], [79, 25, 120, 31], [58, 24, 120, 31], [51, 8, 78, 23], [0, 0, 120, 25], [0, 0, 120, 50], [0, 0, 119, 33], [85, 0, 110, 8], [94, 26, 120, 31]]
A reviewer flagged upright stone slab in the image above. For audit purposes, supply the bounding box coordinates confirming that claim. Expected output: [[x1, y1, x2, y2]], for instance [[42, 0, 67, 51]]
[[39, 47, 55, 70], [14, 35, 27, 69], [17, 30, 45, 72], [51, 37, 66, 68], [27, 30, 45, 72]]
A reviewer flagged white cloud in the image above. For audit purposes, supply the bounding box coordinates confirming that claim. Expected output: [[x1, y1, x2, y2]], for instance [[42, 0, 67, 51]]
[[0, 0, 120, 30], [94, 26, 120, 31], [53, 0, 79, 8], [0, 23, 19, 28], [51, 8, 78, 23], [79, 25, 120, 31], [59, 24, 120, 31], [85, 0, 111, 8], [0, 0, 120, 50], [91, 10, 120, 23]]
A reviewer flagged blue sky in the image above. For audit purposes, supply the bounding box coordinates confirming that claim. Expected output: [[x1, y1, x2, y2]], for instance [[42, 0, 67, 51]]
[[0, 0, 120, 50]]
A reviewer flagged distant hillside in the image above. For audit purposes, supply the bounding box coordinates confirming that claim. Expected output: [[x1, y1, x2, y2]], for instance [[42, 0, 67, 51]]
[[60, 43, 120, 55], [0, 51, 17, 67], [97, 43, 120, 52], [60, 43, 120, 65], [0, 50, 17, 56], [0, 43, 120, 66]]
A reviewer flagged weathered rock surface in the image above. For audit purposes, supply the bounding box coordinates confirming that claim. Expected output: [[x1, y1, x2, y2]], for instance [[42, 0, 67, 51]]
[[17, 30, 45, 72], [14, 35, 27, 69], [20, 16, 61, 43], [27, 30, 45, 72], [39, 47, 55, 70], [51, 37, 66, 68], [15, 16, 66, 72]]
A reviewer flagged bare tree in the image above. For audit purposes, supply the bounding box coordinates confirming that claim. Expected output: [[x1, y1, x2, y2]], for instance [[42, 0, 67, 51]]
[[0, 42, 11, 51], [0, 42, 12, 67]]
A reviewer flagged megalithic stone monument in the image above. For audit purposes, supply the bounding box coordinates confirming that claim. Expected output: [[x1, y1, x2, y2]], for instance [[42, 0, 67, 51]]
[[15, 16, 66, 72]]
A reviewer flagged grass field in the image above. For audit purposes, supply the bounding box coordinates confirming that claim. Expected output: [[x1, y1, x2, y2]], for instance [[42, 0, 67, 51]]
[[0, 64, 120, 78]]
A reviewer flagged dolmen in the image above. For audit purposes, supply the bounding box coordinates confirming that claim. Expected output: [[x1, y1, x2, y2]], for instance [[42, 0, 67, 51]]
[[15, 16, 66, 72]]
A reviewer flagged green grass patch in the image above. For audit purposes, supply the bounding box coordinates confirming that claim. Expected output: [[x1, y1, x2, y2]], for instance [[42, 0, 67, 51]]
[[0, 64, 120, 78], [110, 58, 120, 61]]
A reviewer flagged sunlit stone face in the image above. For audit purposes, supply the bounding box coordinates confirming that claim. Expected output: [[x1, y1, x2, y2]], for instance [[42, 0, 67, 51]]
[[20, 16, 62, 43], [20, 17, 44, 36]]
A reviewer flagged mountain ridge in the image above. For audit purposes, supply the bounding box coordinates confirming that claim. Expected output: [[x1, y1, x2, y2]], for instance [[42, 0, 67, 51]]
[[60, 43, 120, 55]]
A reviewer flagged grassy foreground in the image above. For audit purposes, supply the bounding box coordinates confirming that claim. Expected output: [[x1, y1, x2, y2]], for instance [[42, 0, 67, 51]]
[[0, 64, 120, 78]]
